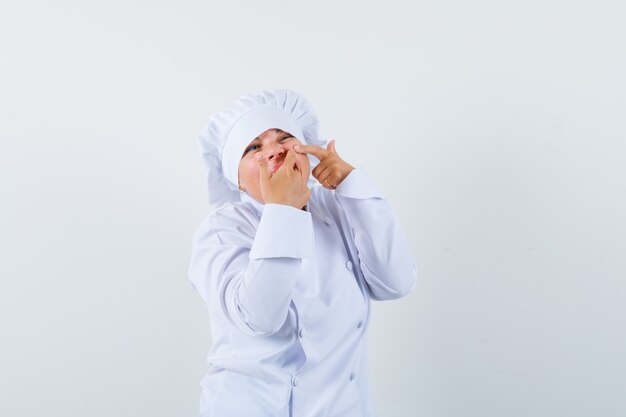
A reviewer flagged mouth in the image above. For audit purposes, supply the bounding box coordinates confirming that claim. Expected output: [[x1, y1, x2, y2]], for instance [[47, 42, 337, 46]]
[[270, 161, 284, 174], [269, 159, 301, 175]]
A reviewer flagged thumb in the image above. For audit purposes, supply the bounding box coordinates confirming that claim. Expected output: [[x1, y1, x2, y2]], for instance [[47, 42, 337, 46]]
[[327, 139, 336, 153], [256, 153, 270, 181]]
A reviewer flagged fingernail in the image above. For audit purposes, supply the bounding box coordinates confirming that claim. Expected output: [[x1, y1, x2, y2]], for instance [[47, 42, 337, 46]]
[[294, 145, 300, 150]]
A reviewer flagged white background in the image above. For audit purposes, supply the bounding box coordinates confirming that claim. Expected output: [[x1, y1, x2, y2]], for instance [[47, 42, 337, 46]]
[[2, 1, 625, 416]]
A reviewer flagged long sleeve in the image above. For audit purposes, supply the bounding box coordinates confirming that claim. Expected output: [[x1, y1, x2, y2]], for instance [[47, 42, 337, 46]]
[[334, 167, 417, 300], [188, 203, 314, 337]]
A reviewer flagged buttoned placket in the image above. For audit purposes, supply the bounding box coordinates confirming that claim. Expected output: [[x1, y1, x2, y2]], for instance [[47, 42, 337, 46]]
[[240, 190, 365, 407]]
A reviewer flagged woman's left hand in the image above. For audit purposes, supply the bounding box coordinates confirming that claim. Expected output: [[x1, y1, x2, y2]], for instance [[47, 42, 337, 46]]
[[293, 139, 355, 190]]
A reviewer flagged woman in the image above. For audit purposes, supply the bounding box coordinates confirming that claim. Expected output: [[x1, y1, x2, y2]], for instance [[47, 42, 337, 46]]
[[188, 89, 417, 417]]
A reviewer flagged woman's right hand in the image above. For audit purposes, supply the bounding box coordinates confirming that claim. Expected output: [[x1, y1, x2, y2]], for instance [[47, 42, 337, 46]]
[[257, 148, 311, 209]]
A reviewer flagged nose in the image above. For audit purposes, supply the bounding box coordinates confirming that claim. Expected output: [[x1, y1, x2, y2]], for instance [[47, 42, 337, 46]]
[[264, 142, 287, 161]]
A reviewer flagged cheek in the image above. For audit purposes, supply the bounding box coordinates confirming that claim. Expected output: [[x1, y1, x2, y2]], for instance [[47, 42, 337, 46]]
[[238, 158, 258, 183]]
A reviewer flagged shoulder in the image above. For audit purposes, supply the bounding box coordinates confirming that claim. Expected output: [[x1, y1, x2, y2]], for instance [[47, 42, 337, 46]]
[[192, 201, 259, 244]]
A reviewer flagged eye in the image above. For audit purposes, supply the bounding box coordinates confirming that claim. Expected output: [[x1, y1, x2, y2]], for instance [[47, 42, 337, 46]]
[[244, 135, 293, 155], [244, 144, 260, 154]]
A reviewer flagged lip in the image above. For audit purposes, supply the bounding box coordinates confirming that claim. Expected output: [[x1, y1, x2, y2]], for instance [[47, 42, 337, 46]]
[[270, 161, 283, 174]]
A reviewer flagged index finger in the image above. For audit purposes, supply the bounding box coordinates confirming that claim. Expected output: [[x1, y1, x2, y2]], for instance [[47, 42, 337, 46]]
[[279, 148, 297, 174], [293, 144, 331, 160]]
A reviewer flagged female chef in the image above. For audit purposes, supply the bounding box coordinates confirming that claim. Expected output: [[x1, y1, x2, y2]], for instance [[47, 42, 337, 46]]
[[188, 89, 417, 417]]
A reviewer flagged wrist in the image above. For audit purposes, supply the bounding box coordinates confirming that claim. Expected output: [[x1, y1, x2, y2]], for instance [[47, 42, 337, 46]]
[[336, 166, 355, 186]]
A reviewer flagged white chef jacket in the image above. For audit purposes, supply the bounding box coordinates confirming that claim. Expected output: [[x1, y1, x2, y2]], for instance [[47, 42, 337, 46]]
[[188, 167, 417, 417]]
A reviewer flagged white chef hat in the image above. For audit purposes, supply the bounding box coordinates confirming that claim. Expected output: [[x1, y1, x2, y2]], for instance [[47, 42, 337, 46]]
[[197, 89, 326, 206]]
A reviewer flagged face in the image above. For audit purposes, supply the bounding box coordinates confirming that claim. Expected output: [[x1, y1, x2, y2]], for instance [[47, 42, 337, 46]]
[[238, 128, 310, 203]]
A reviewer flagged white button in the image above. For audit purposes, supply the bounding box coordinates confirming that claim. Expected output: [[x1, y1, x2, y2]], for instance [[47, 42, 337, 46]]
[[324, 217, 332, 226], [357, 321, 363, 329], [298, 327, 304, 338], [292, 376, 298, 387], [346, 261, 353, 271], [349, 372, 356, 381]]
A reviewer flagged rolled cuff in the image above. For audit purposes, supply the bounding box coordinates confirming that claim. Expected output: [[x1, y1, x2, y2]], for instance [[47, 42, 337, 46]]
[[249, 204, 314, 260]]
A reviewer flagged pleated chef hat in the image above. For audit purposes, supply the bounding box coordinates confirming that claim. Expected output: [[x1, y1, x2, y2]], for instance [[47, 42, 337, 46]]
[[197, 89, 326, 206]]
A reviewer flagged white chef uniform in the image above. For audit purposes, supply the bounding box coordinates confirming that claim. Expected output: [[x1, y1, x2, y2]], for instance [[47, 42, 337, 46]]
[[188, 166, 417, 416]]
